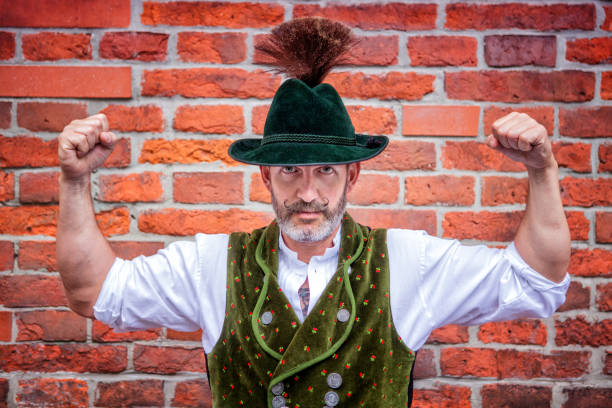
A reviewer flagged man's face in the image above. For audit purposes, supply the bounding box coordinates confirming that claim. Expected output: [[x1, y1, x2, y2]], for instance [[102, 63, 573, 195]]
[[261, 163, 360, 243]]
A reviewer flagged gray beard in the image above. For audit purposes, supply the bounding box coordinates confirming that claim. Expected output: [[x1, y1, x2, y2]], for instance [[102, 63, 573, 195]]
[[271, 182, 348, 243]]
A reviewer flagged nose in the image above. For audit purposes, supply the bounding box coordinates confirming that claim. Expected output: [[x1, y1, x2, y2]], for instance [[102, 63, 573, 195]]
[[295, 170, 320, 204]]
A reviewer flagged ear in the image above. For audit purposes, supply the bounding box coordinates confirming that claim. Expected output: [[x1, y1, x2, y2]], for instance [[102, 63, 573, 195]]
[[345, 162, 360, 193], [259, 166, 272, 192]]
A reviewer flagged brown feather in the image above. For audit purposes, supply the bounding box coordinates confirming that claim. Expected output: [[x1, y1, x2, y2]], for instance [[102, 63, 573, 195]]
[[256, 17, 358, 87]]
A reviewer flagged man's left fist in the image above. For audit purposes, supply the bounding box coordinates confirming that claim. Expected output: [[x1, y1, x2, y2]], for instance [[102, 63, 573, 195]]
[[488, 112, 555, 170]]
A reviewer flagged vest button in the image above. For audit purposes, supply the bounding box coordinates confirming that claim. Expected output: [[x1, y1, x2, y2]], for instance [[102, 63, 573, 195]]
[[271, 381, 284, 396], [326, 372, 342, 389], [271, 395, 286, 408], [261, 311, 273, 325], [324, 390, 339, 406], [336, 308, 350, 322]]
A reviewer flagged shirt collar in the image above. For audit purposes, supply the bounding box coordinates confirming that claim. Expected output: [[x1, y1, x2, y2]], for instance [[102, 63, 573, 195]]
[[278, 226, 341, 267]]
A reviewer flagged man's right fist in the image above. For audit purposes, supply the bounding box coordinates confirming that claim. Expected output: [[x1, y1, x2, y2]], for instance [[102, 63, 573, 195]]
[[58, 113, 117, 181]]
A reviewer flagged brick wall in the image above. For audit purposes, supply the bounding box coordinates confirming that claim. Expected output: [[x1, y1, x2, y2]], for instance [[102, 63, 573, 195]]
[[0, 0, 610, 406]]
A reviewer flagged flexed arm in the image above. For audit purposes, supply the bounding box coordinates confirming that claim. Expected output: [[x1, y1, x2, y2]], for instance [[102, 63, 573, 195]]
[[57, 113, 118, 317], [488, 112, 570, 283]]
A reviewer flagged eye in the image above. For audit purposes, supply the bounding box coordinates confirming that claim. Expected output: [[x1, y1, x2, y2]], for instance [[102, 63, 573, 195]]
[[319, 166, 334, 174], [281, 166, 297, 174]]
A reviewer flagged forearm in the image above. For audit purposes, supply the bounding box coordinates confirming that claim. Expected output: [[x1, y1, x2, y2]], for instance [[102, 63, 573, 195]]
[[514, 161, 570, 283], [57, 174, 116, 317]]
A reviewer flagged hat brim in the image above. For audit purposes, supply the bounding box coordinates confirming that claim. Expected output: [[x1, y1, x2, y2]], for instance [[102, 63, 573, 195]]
[[228, 134, 389, 166]]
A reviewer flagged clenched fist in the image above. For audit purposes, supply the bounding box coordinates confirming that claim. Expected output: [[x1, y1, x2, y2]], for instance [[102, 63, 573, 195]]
[[487, 112, 555, 170], [58, 113, 117, 181]]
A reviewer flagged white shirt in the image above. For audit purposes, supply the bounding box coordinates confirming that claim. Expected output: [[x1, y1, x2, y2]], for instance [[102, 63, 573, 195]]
[[94, 228, 569, 353]]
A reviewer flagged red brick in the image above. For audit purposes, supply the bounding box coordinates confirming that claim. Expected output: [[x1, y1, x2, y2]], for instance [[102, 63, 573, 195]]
[[0, 135, 58, 168], [109, 241, 164, 260], [446, 70, 594, 102], [102, 137, 131, 168], [0, 66, 131, 98], [412, 348, 436, 379], [293, 3, 437, 31], [443, 211, 522, 242], [560, 177, 612, 207], [251, 105, 269, 135], [485, 35, 556, 67], [95, 380, 163, 407], [100, 32, 168, 61], [555, 316, 612, 346], [139, 138, 238, 166], [413, 385, 471, 408], [344, 35, 398, 66], [249, 173, 269, 204], [326, 71, 434, 100], [0, 343, 127, 373], [18, 241, 56, 271], [0, 171, 13, 201], [171, 380, 212, 408], [166, 328, 202, 342], [134, 345, 205, 374], [179, 32, 246, 64], [559, 107, 612, 137], [568, 248, 611, 277], [174, 105, 244, 134], [19, 172, 59, 203], [17, 102, 87, 132], [0, 241, 11, 272], [92, 320, 160, 343], [604, 6, 612, 31], [97, 172, 163, 203], [405, 175, 474, 206], [349, 174, 399, 205], [606, 352, 612, 376], [0, 275, 67, 307], [0, 205, 58, 236], [0, 311, 10, 342], [139, 208, 273, 236], [0, 102, 10, 128], [599, 143, 612, 172], [174, 172, 243, 204], [0, 32, 15, 60], [497, 349, 590, 379], [101, 105, 164, 132], [349, 209, 436, 235], [598, 283, 612, 312], [142, 68, 279, 99], [442, 141, 525, 172], [566, 211, 590, 242], [566, 37, 612, 64], [482, 176, 527, 206], [440, 347, 497, 377], [596, 212, 612, 243], [0, 0, 130, 27], [478, 319, 547, 345], [558, 281, 590, 312], [481, 384, 551, 408], [16, 310, 86, 341], [483, 106, 554, 136], [426, 324, 469, 344], [403, 105, 479, 137], [445, 3, 595, 30], [96, 207, 130, 237], [22, 32, 91, 61], [0, 379, 6, 408], [346, 106, 397, 135], [563, 388, 612, 408], [17, 379, 88, 407], [408, 36, 477, 66], [366, 140, 437, 171], [141, 1, 283, 28], [603, 72, 612, 100], [552, 142, 592, 173]]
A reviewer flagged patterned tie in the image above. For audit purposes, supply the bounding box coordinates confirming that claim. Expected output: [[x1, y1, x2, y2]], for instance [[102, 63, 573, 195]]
[[298, 277, 310, 320]]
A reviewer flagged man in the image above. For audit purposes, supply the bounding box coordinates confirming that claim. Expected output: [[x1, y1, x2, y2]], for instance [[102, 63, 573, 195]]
[[57, 18, 570, 408]]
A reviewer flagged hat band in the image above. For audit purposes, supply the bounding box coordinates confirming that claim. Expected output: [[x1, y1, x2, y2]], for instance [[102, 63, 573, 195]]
[[261, 133, 356, 146]]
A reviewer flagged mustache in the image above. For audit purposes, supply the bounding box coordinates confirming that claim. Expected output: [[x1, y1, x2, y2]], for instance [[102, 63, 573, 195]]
[[283, 199, 329, 213]]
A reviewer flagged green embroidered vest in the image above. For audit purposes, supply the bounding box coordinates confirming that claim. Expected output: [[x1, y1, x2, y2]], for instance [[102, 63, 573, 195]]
[[207, 214, 415, 407]]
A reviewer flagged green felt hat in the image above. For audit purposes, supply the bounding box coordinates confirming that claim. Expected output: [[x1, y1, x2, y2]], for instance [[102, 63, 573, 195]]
[[227, 17, 388, 166]]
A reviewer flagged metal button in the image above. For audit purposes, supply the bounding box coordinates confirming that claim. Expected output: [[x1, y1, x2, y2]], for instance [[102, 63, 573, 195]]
[[271, 395, 286, 408], [261, 311, 273, 325], [324, 390, 339, 406], [336, 308, 350, 322], [326, 372, 342, 389], [271, 382, 284, 396]]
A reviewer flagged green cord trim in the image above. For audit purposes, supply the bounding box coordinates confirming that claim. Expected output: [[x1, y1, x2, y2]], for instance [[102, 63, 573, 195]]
[[261, 133, 357, 146]]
